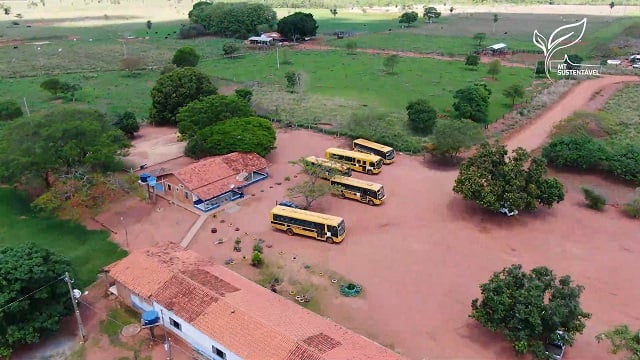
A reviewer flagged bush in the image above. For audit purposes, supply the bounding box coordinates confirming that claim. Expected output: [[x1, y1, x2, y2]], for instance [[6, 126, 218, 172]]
[[606, 143, 640, 183], [581, 187, 607, 211], [252, 242, 263, 254], [542, 134, 609, 170], [222, 42, 240, 57], [0, 100, 23, 121], [622, 190, 640, 218], [342, 110, 423, 153], [113, 111, 140, 137], [178, 23, 207, 39], [251, 251, 263, 267], [172, 46, 200, 68]]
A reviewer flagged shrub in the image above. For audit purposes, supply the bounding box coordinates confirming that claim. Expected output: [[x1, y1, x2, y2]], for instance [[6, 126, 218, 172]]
[[0, 100, 23, 121], [542, 134, 609, 170], [622, 190, 640, 218], [581, 187, 607, 211], [252, 242, 263, 254], [222, 42, 240, 57], [172, 46, 200, 68], [178, 23, 206, 39], [606, 143, 640, 183], [160, 64, 177, 75], [251, 251, 263, 267]]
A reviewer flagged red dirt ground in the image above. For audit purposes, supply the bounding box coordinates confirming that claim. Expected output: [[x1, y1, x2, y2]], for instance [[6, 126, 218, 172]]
[[123, 125, 186, 170]]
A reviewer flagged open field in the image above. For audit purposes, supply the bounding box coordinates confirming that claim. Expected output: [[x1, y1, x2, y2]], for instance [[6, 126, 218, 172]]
[[601, 83, 640, 144], [0, 188, 127, 287]]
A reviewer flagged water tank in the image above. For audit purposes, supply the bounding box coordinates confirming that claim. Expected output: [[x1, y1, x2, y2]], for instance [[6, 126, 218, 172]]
[[139, 173, 151, 183], [147, 176, 157, 187], [142, 310, 159, 326]]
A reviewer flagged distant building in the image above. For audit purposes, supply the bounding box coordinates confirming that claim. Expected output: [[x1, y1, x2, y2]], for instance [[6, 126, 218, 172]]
[[486, 43, 508, 54], [104, 243, 406, 360], [145, 152, 268, 212], [247, 35, 274, 46]]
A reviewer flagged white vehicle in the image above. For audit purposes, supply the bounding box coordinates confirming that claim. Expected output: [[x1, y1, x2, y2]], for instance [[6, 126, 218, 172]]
[[499, 207, 518, 216], [633, 63, 640, 69], [544, 331, 567, 360]]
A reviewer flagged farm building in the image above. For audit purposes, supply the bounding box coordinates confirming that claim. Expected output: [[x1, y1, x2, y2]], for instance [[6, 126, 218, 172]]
[[486, 43, 508, 54], [103, 243, 406, 360], [247, 35, 274, 46], [141, 152, 268, 212]]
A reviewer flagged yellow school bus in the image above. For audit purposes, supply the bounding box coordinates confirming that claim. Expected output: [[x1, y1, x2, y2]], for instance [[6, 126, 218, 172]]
[[303, 156, 352, 180], [270, 205, 346, 244], [330, 175, 385, 206], [324, 148, 383, 175], [353, 138, 396, 164]]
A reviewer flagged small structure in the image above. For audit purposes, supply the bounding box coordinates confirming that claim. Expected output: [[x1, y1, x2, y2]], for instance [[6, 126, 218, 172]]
[[486, 43, 508, 54], [103, 243, 406, 360], [247, 35, 273, 46], [262, 32, 285, 42], [151, 152, 269, 212]]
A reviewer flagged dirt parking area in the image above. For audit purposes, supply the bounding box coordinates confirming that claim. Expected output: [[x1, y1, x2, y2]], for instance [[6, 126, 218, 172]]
[[184, 125, 639, 360]]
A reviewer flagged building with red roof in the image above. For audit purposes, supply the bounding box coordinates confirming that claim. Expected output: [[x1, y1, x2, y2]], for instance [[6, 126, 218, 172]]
[[104, 243, 406, 360]]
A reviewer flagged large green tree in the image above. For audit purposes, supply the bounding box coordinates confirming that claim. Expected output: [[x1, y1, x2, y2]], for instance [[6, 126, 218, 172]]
[[176, 94, 254, 139], [427, 119, 484, 158], [406, 99, 437, 135], [171, 46, 201, 68], [453, 82, 492, 126], [596, 324, 640, 359], [187, 1, 213, 25], [185, 117, 276, 159], [277, 12, 318, 42], [399, 11, 419, 26], [471, 264, 591, 360], [423, 6, 441, 23], [0, 243, 74, 358], [0, 100, 23, 121], [113, 110, 140, 137], [149, 67, 217, 126], [0, 106, 128, 188], [453, 141, 565, 212], [190, 2, 277, 38]]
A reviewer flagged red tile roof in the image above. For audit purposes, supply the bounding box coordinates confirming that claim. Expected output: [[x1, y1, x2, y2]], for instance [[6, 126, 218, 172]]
[[171, 152, 268, 200], [105, 243, 406, 360]]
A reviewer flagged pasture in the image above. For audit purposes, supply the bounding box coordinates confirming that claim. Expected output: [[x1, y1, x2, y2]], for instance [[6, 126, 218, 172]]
[[601, 84, 640, 144], [0, 188, 127, 288]]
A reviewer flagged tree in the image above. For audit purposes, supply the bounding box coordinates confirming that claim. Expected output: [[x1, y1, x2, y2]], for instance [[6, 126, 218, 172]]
[[222, 42, 240, 57], [453, 141, 565, 212], [0, 100, 23, 121], [0, 243, 74, 358], [189, 2, 276, 39], [487, 59, 501, 79], [399, 11, 419, 26], [285, 71, 300, 92], [40, 77, 62, 96], [383, 54, 400, 74], [329, 8, 338, 18], [120, 57, 143, 74], [471, 264, 591, 359], [149, 67, 217, 126], [178, 23, 207, 39], [473, 32, 487, 47], [449, 6, 455, 13], [609, 1, 615, 15], [502, 84, 525, 104], [277, 12, 318, 42], [406, 99, 437, 135], [172, 46, 201, 68], [542, 134, 609, 170], [345, 40, 358, 54], [286, 157, 342, 209], [565, 54, 584, 72], [176, 94, 254, 139], [427, 119, 484, 158], [452, 82, 491, 126], [465, 54, 480, 68], [234, 88, 252, 103], [145, 20, 152, 34], [492, 13, 499, 33], [535, 60, 546, 76], [113, 111, 140, 137], [597, 325, 640, 359], [59, 82, 82, 102], [423, 6, 441, 23], [0, 106, 128, 188], [185, 117, 276, 159]]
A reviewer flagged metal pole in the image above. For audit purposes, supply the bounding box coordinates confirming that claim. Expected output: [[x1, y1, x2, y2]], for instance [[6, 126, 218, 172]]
[[64, 272, 86, 343], [23, 97, 30, 117], [276, 46, 280, 70], [160, 309, 172, 360], [120, 217, 128, 249]]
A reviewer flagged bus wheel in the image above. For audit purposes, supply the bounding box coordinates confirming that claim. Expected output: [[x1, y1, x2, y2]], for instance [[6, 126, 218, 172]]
[[326, 237, 335, 244], [367, 199, 375, 206], [286, 228, 294, 236], [366, 169, 373, 175], [339, 192, 345, 199]]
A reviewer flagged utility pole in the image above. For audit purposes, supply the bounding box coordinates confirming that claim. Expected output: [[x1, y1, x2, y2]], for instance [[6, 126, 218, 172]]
[[64, 272, 86, 343], [120, 217, 129, 249], [23, 97, 30, 117], [160, 309, 172, 360], [276, 45, 280, 70]]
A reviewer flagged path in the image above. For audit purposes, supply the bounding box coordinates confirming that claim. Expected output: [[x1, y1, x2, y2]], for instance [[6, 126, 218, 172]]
[[180, 213, 208, 248], [293, 42, 529, 68], [504, 75, 639, 151]]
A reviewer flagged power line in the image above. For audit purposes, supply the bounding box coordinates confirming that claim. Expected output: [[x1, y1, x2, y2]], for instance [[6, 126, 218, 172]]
[[0, 275, 65, 313]]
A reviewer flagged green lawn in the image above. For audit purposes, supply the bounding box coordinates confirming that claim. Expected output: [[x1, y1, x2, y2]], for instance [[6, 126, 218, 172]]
[[601, 84, 640, 145], [0, 188, 127, 288]]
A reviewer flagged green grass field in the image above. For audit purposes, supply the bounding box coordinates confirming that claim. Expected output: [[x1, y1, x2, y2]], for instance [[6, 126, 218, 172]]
[[601, 84, 640, 145], [0, 188, 127, 288]]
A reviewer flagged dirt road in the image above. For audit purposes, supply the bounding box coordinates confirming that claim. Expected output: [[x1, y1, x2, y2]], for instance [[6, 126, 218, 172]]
[[504, 75, 639, 151]]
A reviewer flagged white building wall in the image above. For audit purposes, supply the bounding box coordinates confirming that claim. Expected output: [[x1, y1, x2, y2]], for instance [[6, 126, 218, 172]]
[[154, 303, 241, 360]]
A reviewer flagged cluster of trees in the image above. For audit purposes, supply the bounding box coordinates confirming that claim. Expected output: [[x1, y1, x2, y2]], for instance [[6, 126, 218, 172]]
[[40, 78, 82, 102], [398, 7, 441, 27], [277, 12, 318, 41], [454, 141, 565, 213], [0, 243, 75, 358], [187, 2, 277, 39], [148, 67, 275, 159], [542, 112, 640, 183]]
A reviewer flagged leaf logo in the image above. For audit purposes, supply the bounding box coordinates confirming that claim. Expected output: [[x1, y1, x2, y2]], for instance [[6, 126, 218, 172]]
[[533, 18, 587, 79]]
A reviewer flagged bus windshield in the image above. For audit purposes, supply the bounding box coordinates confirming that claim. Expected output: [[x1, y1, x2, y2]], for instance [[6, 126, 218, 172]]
[[385, 150, 395, 160], [377, 187, 385, 199], [337, 220, 346, 236]]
